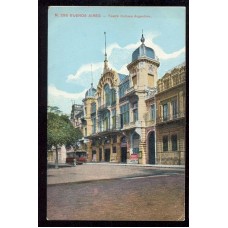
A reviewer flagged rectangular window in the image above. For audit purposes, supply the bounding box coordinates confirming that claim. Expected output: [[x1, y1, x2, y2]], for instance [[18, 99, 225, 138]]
[[119, 81, 129, 98], [120, 103, 129, 125], [98, 97, 101, 108], [120, 114, 123, 128], [132, 75, 137, 86], [163, 136, 168, 152], [112, 136, 117, 143], [151, 104, 155, 121], [98, 116, 102, 132], [112, 109, 116, 129], [106, 118, 109, 130], [113, 147, 116, 153], [163, 103, 168, 121], [171, 135, 178, 151], [172, 99, 178, 118], [92, 118, 96, 134], [91, 103, 96, 114], [112, 116, 116, 129], [111, 89, 116, 105], [133, 102, 138, 122]]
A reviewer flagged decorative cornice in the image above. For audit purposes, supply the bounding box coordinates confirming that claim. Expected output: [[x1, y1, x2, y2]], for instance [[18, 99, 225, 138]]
[[127, 56, 160, 70]]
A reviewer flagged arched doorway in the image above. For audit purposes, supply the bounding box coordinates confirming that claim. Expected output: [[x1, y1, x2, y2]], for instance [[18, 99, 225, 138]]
[[148, 131, 155, 164]]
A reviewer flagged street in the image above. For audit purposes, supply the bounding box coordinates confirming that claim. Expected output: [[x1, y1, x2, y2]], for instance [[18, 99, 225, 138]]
[[47, 164, 185, 221]]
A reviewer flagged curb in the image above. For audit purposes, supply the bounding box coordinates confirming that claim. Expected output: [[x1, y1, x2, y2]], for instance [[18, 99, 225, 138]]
[[85, 162, 185, 169], [47, 172, 184, 186]]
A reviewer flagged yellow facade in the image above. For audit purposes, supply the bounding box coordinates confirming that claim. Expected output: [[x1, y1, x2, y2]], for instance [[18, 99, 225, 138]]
[[156, 64, 186, 165]]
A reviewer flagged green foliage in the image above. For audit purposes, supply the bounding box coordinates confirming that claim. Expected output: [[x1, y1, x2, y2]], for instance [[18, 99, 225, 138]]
[[47, 110, 82, 149], [47, 105, 62, 114]]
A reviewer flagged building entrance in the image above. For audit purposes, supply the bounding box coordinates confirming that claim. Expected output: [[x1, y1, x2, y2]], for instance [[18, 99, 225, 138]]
[[104, 149, 110, 162], [121, 147, 127, 163], [99, 148, 102, 162], [148, 131, 155, 164], [92, 150, 96, 162]]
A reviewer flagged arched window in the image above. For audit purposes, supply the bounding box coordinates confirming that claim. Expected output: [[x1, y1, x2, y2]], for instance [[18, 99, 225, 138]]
[[104, 84, 111, 106], [111, 89, 116, 105]]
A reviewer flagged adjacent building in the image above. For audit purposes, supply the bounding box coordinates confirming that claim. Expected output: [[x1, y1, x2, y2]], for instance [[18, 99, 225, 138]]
[[71, 34, 186, 165]]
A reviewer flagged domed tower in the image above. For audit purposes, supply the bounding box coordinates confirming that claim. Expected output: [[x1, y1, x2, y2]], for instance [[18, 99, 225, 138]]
[[127, 33, 160, 89], [82, 83, 97, 137]]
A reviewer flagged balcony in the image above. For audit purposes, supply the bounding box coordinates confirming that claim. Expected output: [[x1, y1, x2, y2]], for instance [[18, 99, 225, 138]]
[[98, 104, 108, 112], [145, 119, 156, 127], [122, 121, 142, 130], [156, 112, 185, 124], [124, 85, 137, 96], [145, 88, 157, 100]]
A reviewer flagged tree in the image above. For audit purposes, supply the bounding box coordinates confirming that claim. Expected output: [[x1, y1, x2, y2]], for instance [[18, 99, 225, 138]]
[[47, 108, 82, 168]]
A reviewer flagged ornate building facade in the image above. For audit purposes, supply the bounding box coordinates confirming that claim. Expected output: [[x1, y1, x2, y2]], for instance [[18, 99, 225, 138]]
[[70, 34, 186, 165]]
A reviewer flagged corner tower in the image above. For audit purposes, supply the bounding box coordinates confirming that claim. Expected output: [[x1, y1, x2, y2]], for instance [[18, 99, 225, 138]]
[[127, 33, 160, 89]]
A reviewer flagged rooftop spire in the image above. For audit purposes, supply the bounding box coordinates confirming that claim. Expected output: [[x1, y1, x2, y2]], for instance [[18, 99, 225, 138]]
[[103, 32, 109, 73], [104, 32, 107, 61], [90, 64, 93, 87], [140, 30, 145, 44]]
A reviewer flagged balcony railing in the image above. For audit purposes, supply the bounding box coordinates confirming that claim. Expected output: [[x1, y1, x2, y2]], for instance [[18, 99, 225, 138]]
[[122, 121, 142, 130], [125, 85, 136, 96], [98, 104, 107, 112], [145, 119, 156, 127], [145, 88, 157, 100], [156, 112, 185, 124]]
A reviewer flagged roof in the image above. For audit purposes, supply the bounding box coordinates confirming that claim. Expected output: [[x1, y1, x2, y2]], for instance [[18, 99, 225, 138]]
[[166, 62, 186, 74], [118, 73, 129, 82], [85, 83, 96, 98], [132, 44, 155, 62]]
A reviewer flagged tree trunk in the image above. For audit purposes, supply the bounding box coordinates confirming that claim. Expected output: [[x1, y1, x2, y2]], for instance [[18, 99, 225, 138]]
[[55, 145, 59, 169]]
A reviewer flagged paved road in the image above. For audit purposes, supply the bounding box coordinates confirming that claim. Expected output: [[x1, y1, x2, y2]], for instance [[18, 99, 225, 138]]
[[47, 165, 185, 221], [47, 163, 184, 185]]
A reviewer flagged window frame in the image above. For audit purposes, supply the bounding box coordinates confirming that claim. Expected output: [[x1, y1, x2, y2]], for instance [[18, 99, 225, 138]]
[[171, 134, 178, 151], [162, 135, 168, 152]]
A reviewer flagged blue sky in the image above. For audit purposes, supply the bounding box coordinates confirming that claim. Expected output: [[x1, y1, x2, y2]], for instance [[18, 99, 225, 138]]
[[48, 6, 186, 114]]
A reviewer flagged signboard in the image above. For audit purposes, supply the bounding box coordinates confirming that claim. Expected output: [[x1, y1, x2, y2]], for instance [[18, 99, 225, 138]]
[[121, 142, 127, 147], [128, 153, 139, 164], [130, 154, 138, 160]]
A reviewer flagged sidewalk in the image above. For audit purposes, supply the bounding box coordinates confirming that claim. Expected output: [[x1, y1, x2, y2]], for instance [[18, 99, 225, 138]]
[[47, 163, 185, 185]]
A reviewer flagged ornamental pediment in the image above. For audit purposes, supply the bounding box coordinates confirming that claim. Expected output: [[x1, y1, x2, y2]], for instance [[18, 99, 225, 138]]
[[97, 70, 119, 95]]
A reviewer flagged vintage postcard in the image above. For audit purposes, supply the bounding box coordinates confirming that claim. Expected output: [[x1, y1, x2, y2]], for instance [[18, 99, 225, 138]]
[[43, 3, 188, 226]]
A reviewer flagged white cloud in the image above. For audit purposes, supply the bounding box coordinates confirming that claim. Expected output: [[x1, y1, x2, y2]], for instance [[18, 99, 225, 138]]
[[105, 43, 121, 58], [66, 31, 185, 85], [48, 85, 87, 99], [145, 32, 185, 60], [48, 85, 87, 114], [112, 63, 128, 75], [66, 62, 103, 82]]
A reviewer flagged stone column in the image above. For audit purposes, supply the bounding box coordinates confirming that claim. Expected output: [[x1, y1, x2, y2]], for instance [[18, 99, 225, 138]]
[[160, 104, 163, 121], [101, 145, 105, 162], [179, 91, 184, 116], [169, 101, 173, 120], [110, 143, 113, 161], [116, 135, 121, 162], [140, 142, 146, 165], [87, 141, 92, 162]]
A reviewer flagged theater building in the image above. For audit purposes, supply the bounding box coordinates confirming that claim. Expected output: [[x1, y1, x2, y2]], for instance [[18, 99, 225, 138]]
[[71, 34, 186, 165]]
